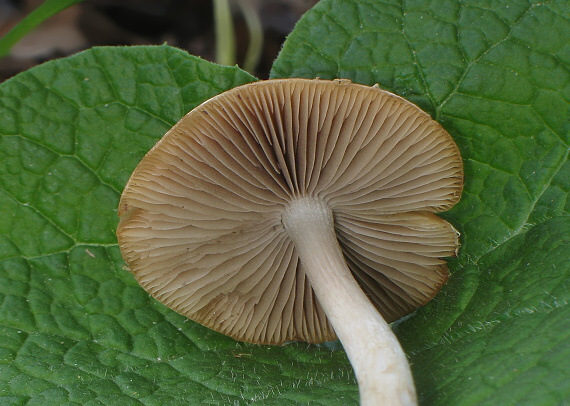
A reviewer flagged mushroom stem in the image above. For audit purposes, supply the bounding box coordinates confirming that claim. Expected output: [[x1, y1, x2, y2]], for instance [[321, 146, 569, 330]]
[[282, 198, 418, 406]]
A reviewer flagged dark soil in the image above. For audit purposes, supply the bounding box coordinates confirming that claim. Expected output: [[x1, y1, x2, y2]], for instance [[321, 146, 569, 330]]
[[0, 0, 319, 82]]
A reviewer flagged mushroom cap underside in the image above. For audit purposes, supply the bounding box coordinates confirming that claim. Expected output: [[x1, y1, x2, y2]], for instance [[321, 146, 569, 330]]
[[117, 78, 463, 345]]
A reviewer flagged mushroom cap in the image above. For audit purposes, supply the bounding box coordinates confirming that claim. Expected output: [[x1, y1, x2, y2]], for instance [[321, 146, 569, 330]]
[[117, 78, 463, 345]]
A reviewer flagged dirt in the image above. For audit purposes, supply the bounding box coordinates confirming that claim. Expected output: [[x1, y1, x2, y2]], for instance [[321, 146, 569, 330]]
[[0, 0, 319, 82]]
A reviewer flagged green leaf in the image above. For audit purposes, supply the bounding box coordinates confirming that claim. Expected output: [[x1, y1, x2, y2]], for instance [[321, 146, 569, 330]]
[[0, 0, 88, 58], [1, 0, 569, 405], [0, 46, 357, 405], [273, 0, 570, 404]]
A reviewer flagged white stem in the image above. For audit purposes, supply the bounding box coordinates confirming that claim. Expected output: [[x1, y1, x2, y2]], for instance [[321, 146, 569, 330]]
[[282, 198, 417, 406]]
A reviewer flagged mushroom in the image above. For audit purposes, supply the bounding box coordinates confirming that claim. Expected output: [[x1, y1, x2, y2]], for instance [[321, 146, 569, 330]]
[[117, 78, 463, 405]]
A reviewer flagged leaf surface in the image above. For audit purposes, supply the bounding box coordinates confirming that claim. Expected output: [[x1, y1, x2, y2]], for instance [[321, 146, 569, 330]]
[[273, 0, 570, 404], [0, 46, 357, 405]]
